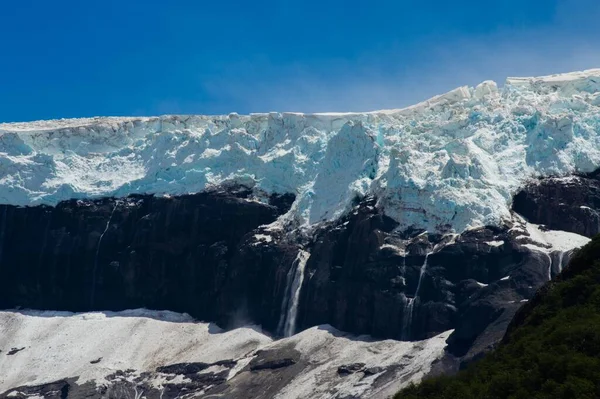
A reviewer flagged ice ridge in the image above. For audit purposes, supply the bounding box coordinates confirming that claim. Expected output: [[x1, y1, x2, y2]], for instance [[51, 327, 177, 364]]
[[1, 69, 600, 232]]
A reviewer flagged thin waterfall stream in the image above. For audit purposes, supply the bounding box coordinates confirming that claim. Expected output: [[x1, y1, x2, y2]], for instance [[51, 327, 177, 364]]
[[548, 250, 568, 281], [557, 251, 566, 273], [90, 202, 119, 308], [402, 252, 431, 340], [401, 238, 453, 341], [546, 252, 553, 281]]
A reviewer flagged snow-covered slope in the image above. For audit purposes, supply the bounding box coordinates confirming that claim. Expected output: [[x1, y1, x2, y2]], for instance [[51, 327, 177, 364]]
[[2, 69, 600, 232], [0, 309, 450, 398]]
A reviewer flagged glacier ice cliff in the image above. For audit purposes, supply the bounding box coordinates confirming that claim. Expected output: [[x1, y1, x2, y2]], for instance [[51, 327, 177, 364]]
[[2, 69, 600, 232]]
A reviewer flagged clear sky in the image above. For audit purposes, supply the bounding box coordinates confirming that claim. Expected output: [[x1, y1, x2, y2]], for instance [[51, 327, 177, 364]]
[[1, 0, 599, 122]]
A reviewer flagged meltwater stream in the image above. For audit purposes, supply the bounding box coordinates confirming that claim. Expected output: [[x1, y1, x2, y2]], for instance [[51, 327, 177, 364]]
[[402, 252, 432, 340], [547, 250, 571, 281], [89, 202, 119, 308], [278, 249, 311, 337]]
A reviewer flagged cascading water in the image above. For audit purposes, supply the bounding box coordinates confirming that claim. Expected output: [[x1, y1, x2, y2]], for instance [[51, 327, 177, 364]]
[[548, 250, 569, 280], [402, 251, 432, 340], [277, 249, 311, 337], [546, 252, 553, 281], [90, 202, 119, 308], [557, 251, 566, 273]]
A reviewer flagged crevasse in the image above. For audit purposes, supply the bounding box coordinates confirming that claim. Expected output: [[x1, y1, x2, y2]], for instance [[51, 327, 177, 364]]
[[1, 69, 600, 233]]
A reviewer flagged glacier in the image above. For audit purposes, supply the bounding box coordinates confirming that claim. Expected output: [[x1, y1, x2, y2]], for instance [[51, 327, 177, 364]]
[[1, 69, 600, 232]]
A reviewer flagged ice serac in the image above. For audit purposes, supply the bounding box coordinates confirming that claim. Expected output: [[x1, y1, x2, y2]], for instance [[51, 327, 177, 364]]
[[2, 69, 600, 232]]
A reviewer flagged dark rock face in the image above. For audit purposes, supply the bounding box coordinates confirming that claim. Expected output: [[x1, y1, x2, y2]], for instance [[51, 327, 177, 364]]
[[0, 176, 589, 376], [513, 175, 600, 237], [0, 186, 297, 332], [295, 199, 548, 359]]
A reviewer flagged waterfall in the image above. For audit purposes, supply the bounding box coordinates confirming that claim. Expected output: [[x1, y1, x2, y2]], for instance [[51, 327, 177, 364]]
[[402, 251, 432, 340], [546, 252, 553, 281], [90, 202, 119, 308], [402, 297, 415, 340], [277, 249, 311, 337], [557, 251, 566, 273], [547, 250, 568, 281]]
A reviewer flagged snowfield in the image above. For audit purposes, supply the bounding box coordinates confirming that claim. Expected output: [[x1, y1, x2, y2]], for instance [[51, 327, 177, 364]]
[[0, 309, 451, 398], [1, 69, 600, 232]]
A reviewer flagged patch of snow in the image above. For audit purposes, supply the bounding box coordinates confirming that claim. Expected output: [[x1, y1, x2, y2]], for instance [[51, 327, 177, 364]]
[[253, 234, 273, 244], [0, 309, 271, 392], [0, 310, 451, 398], [475, 281, 488, 287], [524, 222, 590, 253], [485, 240, 504, 247], [500, 276, 510, 281], [273, 326, 452, 399], [379, 243, 406, 255], [2, 69, 600, 232]]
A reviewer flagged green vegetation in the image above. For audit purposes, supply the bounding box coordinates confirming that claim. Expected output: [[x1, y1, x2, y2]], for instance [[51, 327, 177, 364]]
[[395, 236, 600, 399]]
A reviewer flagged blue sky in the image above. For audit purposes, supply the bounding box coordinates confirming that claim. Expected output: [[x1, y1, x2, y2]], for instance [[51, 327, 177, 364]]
[[1, 0, 599, 122]]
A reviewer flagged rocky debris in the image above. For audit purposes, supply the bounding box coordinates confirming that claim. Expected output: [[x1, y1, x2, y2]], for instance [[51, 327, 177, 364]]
[[337, 363, 366, 376], [6, 347, 25, 356], [249, 348, 300, 371], [157, 359, 237, 375], [105, 369, 136, 381], [0, 367, 233, 399], [189, 369, 229, 384], [89, 357, 102, 364], [0, 379, 70, 399], [363, 366, 385, 376], [250, 358, 296, 371], [156, 362, 211, 375]]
